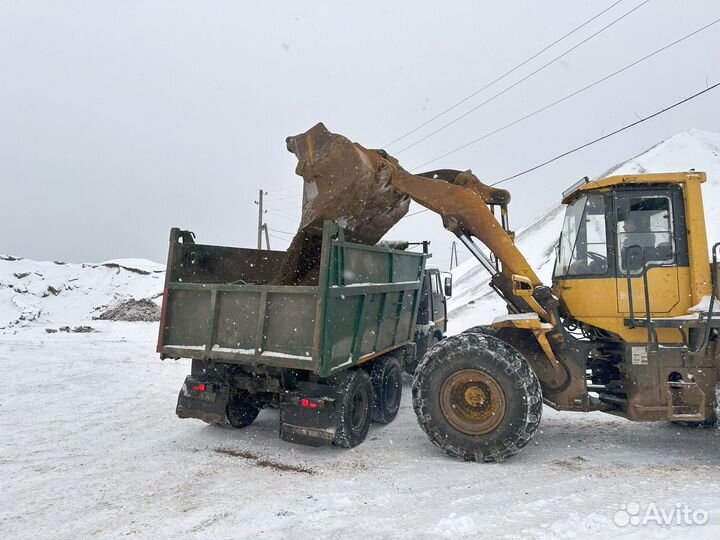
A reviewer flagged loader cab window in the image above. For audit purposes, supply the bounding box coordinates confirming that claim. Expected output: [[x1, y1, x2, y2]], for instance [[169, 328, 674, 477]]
[[554, 193, 608, 278], [617, 195, 674, 275]]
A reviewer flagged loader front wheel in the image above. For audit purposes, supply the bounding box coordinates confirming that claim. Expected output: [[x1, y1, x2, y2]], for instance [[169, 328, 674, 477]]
[[412, 333, 542, 462]]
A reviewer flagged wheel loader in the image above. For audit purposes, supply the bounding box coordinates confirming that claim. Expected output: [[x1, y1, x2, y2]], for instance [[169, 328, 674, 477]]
[[292, 123, 720, 462]]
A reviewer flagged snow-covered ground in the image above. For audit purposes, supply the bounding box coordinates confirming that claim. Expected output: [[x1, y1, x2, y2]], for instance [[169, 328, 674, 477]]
[[2, 130, 720, 539], [3, 324, 720, 539]]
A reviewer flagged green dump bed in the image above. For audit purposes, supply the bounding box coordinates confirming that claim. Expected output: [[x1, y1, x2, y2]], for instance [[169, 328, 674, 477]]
[[157, 222, 427, 377]]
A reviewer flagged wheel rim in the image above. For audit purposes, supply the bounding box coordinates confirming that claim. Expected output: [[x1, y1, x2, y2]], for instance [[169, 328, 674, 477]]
[[350, 387, 369, 433], [440, 369, 506, 435], [384, 368, 401, 411]]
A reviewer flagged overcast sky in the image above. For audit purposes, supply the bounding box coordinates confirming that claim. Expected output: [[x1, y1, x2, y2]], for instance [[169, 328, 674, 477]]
[[1, 0, 719, 266]]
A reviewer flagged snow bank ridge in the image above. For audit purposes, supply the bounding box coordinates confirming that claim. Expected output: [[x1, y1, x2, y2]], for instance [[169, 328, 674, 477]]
[[0, 256, 164, 331]]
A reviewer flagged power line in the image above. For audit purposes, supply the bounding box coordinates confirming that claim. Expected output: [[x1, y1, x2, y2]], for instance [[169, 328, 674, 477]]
[[384, 0, 625, 148], [266, 191, 305, 202], [269, 227, 297, 236], [265, 209, 300, 223], [405, 80, 719, 217], [411, 16, 720, 170], [268, 205, 302, 211], [265, 184, 303, 194], [268, 233, 289, 242], [266, 208, 300, 216], [268, 230, 295, 240], [492, 81, 720, 185], [394, 0, 651, 155], [405, 208, 429, 218]]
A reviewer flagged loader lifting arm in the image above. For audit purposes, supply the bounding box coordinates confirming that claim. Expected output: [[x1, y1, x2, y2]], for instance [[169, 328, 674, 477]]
[[388, 166, 555, 323], [283, 122, 556, 324], [283, 124, 589, 462]]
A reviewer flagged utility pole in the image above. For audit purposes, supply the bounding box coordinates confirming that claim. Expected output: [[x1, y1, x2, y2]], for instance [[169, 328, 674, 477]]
[[449, 241, 459, 270], [263, 223, 270, 250], [255, 189, 265, 249]]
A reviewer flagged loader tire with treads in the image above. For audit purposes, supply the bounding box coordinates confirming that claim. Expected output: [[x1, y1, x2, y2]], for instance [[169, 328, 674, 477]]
[[412, 333, 542, 462]]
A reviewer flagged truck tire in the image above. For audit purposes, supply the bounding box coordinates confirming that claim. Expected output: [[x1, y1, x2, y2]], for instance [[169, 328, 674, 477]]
[[370, 356, 403, 424], [226, 390, 261, 429], [334, 369, 373, 448], [412, 332, 542, 462]]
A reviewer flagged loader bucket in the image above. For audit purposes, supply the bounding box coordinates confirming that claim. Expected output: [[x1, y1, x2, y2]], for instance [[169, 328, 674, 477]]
[[287, 122, 411, 243], [275, 123, 411, 284]]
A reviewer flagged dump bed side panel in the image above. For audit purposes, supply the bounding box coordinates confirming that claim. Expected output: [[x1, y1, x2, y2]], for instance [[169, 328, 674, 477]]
[[158, 225, 427, 376], [319, 235, 427, 376]]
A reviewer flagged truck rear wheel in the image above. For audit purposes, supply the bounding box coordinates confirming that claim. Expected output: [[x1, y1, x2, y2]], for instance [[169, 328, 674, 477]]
[[334, 369, 373, 448], [371, 356, 403, 424], [412, 333, 542, 462], [226, 390, 261, 429]]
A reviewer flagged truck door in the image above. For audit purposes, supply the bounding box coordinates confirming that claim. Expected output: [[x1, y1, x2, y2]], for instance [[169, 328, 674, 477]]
[[614, 189, 685, 315], [429, 270, 447, 332], [416, 273, 431, 326]]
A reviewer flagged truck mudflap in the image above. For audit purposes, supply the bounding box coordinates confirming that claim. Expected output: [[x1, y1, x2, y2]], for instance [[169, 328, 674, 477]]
[[176, 375, 230, 425], [279, 395, 338, 447]]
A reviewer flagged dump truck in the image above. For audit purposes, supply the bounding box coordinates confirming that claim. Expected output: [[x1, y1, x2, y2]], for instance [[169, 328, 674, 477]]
[[286, 124, 719, 462], [157, 222, 450, 447]]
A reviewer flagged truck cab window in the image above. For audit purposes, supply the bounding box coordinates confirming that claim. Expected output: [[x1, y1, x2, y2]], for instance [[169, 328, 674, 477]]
[[554, 193, 608, 278], [617, 196, 674, 274], [431, 272, 441, 295]]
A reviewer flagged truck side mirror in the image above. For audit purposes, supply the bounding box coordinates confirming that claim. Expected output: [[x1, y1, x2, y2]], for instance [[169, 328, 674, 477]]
[[444, 276, 452, 297]]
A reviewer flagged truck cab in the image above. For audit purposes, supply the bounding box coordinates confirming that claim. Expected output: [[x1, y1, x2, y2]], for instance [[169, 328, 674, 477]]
[[407, 267, 451, 374]]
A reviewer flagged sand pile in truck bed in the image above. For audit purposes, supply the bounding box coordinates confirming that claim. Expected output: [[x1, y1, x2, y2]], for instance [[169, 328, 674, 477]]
[[96, 298, 161, 322]]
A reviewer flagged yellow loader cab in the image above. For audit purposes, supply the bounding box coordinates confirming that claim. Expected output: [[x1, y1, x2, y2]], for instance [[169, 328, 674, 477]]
[[552, 171, 719, 422]]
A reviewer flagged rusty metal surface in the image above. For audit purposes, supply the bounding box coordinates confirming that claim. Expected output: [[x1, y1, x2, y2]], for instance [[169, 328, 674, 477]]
[[439, 368, 506, 435], [275, 123, 411, 284], [287, 122, 411, 243]]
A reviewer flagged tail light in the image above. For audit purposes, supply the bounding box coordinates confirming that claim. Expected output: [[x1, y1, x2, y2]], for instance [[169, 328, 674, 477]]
[[300, 398, 325, 410]]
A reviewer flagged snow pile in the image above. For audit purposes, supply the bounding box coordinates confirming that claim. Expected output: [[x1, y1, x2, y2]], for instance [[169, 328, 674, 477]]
[[96, 298, 162, 322], [0, 257, 164, 332], [448, 129, 720, 334]]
